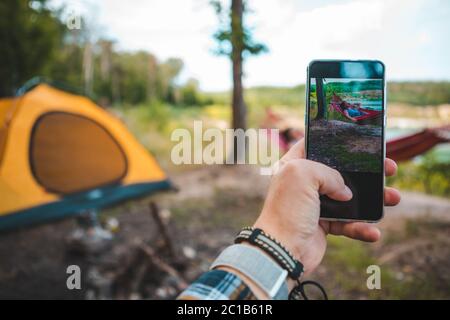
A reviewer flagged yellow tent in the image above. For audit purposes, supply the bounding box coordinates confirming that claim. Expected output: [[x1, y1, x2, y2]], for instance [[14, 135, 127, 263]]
[[0, 84, 171, 230]]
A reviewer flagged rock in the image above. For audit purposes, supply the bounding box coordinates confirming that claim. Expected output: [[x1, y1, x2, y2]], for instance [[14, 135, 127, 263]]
[[182, 246, 197, 259]]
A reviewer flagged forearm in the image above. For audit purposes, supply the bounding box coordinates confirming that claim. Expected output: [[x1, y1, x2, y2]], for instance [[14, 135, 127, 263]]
[[215, 242, 295, 299], [178, 239, 294, 300], [177, 268, 257, 300]]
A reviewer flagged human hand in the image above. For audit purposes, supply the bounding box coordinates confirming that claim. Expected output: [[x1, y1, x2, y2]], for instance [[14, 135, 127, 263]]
[[254, 139, 401, 276]]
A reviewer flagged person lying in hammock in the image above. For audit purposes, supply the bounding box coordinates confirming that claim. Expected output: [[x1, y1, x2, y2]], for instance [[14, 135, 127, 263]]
[[332, 93, 367, 122], [262, 107, 304, 153]]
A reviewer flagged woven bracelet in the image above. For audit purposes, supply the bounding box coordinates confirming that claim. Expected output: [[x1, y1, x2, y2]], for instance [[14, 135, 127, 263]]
[[234, 227, 304, 280]]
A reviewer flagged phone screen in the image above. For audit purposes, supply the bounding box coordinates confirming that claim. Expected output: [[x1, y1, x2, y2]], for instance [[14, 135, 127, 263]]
[[306, 60, 385, 221]]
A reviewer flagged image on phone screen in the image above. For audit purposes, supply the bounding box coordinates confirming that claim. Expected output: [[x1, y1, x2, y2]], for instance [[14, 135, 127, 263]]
[[306, 61, 385, 221]]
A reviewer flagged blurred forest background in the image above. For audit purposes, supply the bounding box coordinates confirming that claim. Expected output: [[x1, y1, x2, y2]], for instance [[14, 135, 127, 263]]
[[0, 0, 449, 299], [4, 0, 447, 195]]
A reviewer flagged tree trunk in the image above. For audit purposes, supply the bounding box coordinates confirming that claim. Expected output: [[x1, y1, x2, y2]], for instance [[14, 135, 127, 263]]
[[315, 78, 326, 120], [230, 0, 247, 163], [99, 40, 112, 81], [147, 54, 158, 102], [83, 42, 94, 97]]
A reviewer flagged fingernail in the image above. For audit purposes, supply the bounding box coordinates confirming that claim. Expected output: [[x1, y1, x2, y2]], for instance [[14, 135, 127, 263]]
[[343, 186, 353, 198]]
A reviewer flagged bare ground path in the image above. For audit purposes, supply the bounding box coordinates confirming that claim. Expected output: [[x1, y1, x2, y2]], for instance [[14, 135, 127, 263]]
[[384, 191, 450, 221], [0, 165, 448, 299], [171, 165, 450, 223]]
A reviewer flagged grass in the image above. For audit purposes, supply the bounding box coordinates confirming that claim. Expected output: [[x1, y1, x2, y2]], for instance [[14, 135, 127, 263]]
[[332, 143, 381, 172], [321, 221, 450, 299], [380, 219, 450, 299], [387, 152, 450, 197], [321, 236, 378, 299], [323, 237, 422, 300], [308, 126, 382, 172]]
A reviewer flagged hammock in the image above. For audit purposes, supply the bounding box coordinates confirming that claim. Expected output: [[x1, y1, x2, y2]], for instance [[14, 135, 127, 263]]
[[329, 101, 383, 125], [386, 125, 450, 161]]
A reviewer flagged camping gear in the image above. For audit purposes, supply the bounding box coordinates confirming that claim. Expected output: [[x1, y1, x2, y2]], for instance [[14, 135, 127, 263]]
[[387, 125, 450, 161], [329, 100, 383, 125], [0, 84, 172, 231]]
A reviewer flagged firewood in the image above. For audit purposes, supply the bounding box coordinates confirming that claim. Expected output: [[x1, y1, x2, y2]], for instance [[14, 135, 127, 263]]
[[138, 241, 188, 290]]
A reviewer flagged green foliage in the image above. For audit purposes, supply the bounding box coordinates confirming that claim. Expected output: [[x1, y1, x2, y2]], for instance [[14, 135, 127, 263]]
[[43, 44, 84, 89], [325, 80, 383, 95], [178, 78, 213, 107], [107, 51, 154, 104], [0, 1, 204, 107], [388, 81, 450, 106], [180, 81, 199, 106], [387, 151, 450, 197], [206, 85, 306, 108], [58, 49, 189, 106], [245, 86, 305, 108], [325, 234, 450, 299], [210, 0, 268, 59], [50, 47, 204, 107], [140, 101, 171, 133], [0, 0, 65, 96]]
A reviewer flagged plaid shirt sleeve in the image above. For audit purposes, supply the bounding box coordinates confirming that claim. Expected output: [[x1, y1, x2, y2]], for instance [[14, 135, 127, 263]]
[[177, 269, 257, 300]]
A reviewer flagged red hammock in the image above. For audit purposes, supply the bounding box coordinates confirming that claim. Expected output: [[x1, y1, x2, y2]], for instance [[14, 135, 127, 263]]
[[329, 101, 383, 125], [386, 125, 450, 161]]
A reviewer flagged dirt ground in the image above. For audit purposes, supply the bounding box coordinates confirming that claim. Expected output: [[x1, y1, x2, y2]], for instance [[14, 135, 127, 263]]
[[308, 119, 382, 172], [0, 165, 449, 299]]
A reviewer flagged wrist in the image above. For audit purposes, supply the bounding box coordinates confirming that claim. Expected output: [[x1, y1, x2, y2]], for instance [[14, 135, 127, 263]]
[[211, 244, 289, 299], [238, 242, 297, 291], [253, 214, 303, 262]]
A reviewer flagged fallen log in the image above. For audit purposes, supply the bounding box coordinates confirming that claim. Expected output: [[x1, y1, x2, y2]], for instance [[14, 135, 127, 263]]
[[137, 241, 188, 290], [149, 201, 176, 259]]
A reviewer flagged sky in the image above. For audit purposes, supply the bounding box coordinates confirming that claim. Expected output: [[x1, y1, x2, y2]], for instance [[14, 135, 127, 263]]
[[56, 0, 450, 91]]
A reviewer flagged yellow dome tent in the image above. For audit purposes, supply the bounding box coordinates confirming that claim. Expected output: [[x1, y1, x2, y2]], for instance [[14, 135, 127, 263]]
[[0, 84, 172, 230]]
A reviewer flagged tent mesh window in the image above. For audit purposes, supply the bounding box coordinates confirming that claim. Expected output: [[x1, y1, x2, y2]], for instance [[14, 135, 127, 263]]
[[30, 112, 127, 194]]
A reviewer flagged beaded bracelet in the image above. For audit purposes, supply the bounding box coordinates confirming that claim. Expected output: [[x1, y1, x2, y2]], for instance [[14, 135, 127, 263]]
[[234, 227, 328, 300], [234, 227, 304, 280]]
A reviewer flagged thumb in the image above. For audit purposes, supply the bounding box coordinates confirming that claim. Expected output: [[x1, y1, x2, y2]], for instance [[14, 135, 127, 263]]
[[303, 160, 353, 202]]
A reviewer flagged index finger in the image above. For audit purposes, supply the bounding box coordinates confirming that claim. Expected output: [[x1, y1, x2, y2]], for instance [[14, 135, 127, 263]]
[[385, 158, 397, 177], [280, 138, 305, 162], [321, 221, 381, 242], [281, 140, 398, 177]]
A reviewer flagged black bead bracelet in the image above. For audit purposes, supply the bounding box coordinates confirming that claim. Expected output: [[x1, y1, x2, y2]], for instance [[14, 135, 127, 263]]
[[234, 227, 304, 280]]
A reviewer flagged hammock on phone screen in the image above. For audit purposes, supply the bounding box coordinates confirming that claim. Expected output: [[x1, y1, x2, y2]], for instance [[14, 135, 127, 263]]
[[329, 101, 383, 125]]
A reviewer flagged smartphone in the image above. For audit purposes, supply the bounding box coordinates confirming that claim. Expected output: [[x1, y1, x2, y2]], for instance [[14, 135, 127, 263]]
[[305, 60, 386, 222]]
